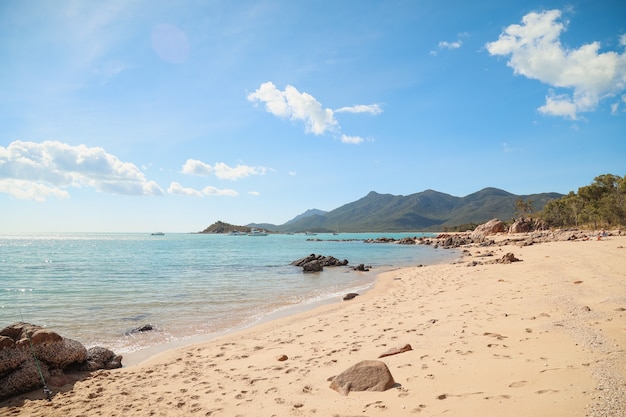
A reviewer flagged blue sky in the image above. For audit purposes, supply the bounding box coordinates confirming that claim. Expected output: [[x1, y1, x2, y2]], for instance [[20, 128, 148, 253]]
[[1, 0, 625, 232]]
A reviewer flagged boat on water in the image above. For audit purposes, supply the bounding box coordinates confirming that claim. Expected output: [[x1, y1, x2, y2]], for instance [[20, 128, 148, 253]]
[[228, 231, 247, 236], [151, 232, 165, 236], [248, 229, 268, 236]]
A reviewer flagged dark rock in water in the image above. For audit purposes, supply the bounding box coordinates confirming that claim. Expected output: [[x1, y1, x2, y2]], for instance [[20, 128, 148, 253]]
[[353, 264, 369, 271], [303, 261, 324, 272], [0, 322, 122, 401], [128, 324, 154, 334], [291, 254, 349, 272], [343, 293, 359, 301]]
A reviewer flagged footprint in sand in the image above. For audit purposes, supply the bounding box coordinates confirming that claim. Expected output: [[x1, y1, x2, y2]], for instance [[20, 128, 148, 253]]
[[484, 394, 511, 400], [536, 389, 559, 394], [484, 332, 507, 340], [508, 380, 527, 388]]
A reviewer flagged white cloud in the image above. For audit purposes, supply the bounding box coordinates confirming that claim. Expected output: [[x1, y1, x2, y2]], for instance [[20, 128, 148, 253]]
[[439, 40, 462, 50], [248, 82, 379, 144], [430, 36, 464, 55], [247, 82, 338, 135], [0, 140, 163, 201], [538, 91, 578, 119], [340, 135, 364, 145], [486, 9, 626, 119], [167, 181, 203, 197], [181, 159, 267, 180], [335, 104, 383, 115], [611, 94, 626, 114], [0, 179, 70, 202], [213, 162, 267, 180], [181, 159, 214, 176], [202, 186, 238, 197], [248, 191, 260, 196], [168, 182, 238, 197]]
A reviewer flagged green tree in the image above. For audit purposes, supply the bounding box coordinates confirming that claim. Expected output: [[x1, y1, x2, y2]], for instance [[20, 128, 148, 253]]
[[515, 198, 534, 218], [540, 174, 626, 228]]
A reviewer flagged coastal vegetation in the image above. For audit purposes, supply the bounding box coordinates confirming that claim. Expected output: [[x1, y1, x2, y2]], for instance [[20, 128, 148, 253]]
[[540, 174, 626, 228]]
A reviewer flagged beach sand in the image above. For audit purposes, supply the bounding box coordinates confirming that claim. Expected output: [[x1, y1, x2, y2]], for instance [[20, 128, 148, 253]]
[[2, 235, 625, 416]]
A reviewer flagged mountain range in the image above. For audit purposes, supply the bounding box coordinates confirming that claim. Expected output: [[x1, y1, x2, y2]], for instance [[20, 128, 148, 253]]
[[249, 188, 563, 233]]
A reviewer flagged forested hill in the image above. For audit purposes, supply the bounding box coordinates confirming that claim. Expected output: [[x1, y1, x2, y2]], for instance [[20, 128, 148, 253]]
[[251, 187, 563, 233]]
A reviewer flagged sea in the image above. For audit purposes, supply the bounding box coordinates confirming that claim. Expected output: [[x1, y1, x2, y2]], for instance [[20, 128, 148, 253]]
[[0, 232, 458, 362]]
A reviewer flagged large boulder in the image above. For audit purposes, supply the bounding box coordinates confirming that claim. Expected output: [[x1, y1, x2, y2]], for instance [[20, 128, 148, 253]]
[[471, 219, 506, 239], [508, 218, 548, 234], [0, 323, 122, 400], [328, 360, 396, 396]]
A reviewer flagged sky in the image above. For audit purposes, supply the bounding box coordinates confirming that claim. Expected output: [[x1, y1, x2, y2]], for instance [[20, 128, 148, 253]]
[[1, 0, 625, 233]]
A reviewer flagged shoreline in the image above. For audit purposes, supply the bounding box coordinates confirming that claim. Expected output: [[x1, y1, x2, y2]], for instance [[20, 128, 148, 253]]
[[122, 250, 462, 367], [2, 233, 625, 416], [122, 258, 454, 367]]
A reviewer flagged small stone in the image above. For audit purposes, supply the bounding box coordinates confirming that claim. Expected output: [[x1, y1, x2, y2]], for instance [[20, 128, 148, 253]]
[[378, 344, 413, 358], [276, 354, 288, 361]]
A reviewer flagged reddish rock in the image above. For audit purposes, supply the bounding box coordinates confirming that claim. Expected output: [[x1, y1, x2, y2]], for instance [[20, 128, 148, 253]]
[[497, 253, 521, 264], [471, 219, 506, 239], [30, 329, 63, 345], [378, 344, 413, 358], [0, 336, 14, 349]]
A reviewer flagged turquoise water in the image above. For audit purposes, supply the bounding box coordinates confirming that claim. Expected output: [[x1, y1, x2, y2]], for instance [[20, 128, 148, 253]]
[[0, 232, 457, 355]]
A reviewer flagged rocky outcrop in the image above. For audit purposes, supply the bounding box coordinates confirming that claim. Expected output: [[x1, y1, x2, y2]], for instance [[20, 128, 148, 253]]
[[470, 219, 506, 239], [496, 253, 521, 264], [81, 346, 123, 372], [291, 254, 349, 272], [508, 217, 548, 234], [0, 323, 122, 400], [328, 360, 396, 396]]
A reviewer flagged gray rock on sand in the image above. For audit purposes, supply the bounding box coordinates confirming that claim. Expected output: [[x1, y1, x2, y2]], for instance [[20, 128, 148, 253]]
[[328, 360, 396, 396]]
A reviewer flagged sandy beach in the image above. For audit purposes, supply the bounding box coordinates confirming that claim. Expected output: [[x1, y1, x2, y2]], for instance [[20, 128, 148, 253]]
[[2, 234, 625, 417]]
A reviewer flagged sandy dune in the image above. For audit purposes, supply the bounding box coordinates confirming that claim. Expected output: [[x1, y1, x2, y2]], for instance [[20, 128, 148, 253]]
[[2, 235, 625, 416]]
